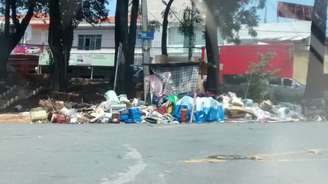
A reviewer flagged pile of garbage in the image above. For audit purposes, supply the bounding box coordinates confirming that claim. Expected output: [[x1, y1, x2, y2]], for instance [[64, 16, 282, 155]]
[[222, 92, 305, 122], [16, 90, 224, 124], [0, 90, 305, 124]]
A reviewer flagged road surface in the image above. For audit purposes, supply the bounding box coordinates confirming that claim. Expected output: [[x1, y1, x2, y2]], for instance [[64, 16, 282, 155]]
[[0, 122, 328, 184]]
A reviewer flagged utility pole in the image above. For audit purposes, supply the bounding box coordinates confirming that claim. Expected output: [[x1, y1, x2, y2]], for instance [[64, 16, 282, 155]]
[[141, 0, 151, 102], [141, 0, 151, 65], [304, 0, 327, 99], [303, 0, 328, 118]]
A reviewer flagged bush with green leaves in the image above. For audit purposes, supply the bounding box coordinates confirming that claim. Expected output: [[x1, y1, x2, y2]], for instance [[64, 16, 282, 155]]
[[244, 52, 278, 102]]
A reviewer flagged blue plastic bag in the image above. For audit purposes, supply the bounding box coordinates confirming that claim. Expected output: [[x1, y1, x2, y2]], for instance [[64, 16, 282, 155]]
[[173, 96, 194, 122], [125, 107, 142, 124], [194, 97, 224, 123], [173, 96, 224, 123]]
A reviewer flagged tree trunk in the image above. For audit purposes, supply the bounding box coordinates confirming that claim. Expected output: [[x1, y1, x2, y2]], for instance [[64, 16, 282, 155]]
[[114, 0, 121, 89], [205, 10, 220, 94], [114, 1, 121, 62], [114, 0, 129, 95], [0, 0, 35, 81], [4, 0, 10, 36], [0, 36, 10, 81], [61, 24, 74, 91], [188, 29, 194, 61], [304, 0, 328, 99], [49, 0, 67, 91], [9, 0, 35, 50], [126, 0, 140, 97], [127, 0, 139, 66], [188, 2, 195, 61], [0, 0, 10, 80], [161, 0, 174, 56], [61, 0, 77, 91]]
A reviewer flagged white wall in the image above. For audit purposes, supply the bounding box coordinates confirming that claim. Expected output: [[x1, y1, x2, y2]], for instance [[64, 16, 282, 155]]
[[73, 28, 115, 48], [25, 26, 116, 48], [26, 29, 48, 45]]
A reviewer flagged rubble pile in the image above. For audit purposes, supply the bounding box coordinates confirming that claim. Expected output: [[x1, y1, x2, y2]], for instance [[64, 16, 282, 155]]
[[0, 89, 307, 124], [222, 92, 305, 122]]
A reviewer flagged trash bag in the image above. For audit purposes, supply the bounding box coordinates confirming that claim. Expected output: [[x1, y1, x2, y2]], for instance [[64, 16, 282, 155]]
[[157, 72, 176, 95], [60, 107, 80, 124], [104, 90, 120, 104], [243, 99, 255, 107], [194, 97, 210, 122], [145, 75, 164, 97], [194, 97, 224, 123], [246, 106, 272, 122], [126, 107, 142, 124], [228, 92, 244, 107], [173, 96, 194, 122], [98, 101, 112, 112], [168, 95, 178, 105], [274, 103, 304, 121], [207, 98, 225, 122], [167, 95, 178, 114]]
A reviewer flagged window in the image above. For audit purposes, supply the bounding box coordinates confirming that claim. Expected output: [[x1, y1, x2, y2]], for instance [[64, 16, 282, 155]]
[[78, 35, 102, 50], [283, 78, 293, 87], [168, 27, 184, 46], [194, 27, 205, 45], [270, 77, 281, 85], [168, 26, 205, 46]]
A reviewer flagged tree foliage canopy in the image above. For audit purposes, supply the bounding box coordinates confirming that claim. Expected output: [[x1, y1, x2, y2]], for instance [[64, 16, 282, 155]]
[[74, 0, 109, 26], [203, 0, 266, 43], [0, 0, 109, 26]]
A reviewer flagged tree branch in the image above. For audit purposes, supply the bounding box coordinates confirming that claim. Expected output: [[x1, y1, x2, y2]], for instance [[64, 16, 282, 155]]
[[19, 0, 36, 31], [10, 0, 20, 29], [10, 0, 36, 50], [4, 0, 10, 36]]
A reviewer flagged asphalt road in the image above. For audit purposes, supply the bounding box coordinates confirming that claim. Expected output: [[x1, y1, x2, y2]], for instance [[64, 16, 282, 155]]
[[1, 122, 328, 184]]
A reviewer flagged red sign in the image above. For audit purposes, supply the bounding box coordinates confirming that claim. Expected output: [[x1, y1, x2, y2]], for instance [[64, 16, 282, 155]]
[[12, 45, 43, 55], [277, 2, 313, 21]]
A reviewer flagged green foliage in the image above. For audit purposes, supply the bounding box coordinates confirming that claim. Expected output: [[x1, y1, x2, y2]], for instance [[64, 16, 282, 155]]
[[178, 6, 202, 37], [178, 5, 202, 59], [0, 0, 48, 15], [160, 0, 176, 19], [74, 0, 109, 25], [0, 0, 47, 37], [0, 0, 109, 25], [244, 52, 278, 102], [203, 0, 266, 43], [149, 20, 161, 32]]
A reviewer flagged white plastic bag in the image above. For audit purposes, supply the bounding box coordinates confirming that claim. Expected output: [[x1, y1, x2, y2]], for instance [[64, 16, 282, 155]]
[[104, 90, 120, 103]]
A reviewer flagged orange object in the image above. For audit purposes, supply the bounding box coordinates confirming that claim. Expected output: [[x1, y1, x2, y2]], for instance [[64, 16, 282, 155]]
[[112, 113, 120, 123], [180, 108, 188, 123]]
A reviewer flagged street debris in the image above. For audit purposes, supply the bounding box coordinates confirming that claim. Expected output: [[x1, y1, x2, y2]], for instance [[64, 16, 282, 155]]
[[184, 148, 328, 164], [0, 112, 31, 123], [30, 107, 48, 123], [0, 80, 307, 125], [183, 159, 225, 164], [220, 92, 304, 122]]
